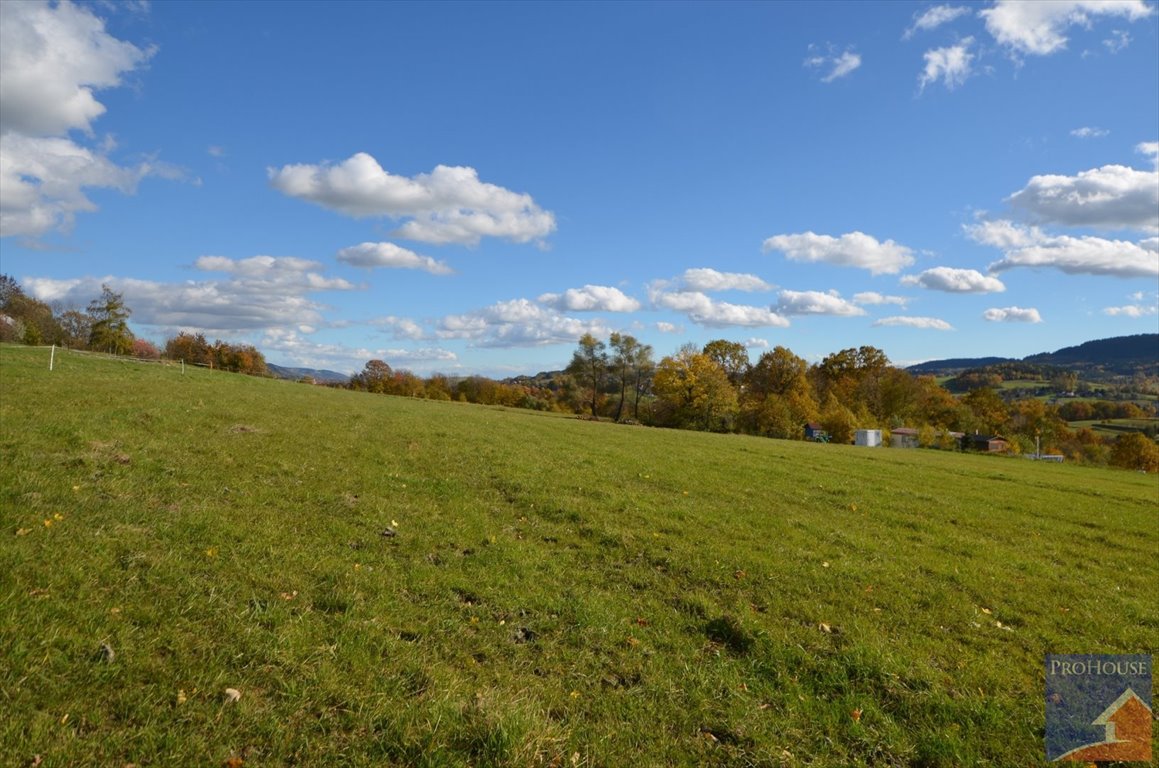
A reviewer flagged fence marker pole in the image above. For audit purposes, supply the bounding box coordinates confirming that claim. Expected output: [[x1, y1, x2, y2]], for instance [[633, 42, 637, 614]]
[[49, 344, 55, 371]]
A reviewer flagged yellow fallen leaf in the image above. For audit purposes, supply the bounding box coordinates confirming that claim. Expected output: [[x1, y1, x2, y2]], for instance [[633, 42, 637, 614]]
[[980, 607, 992, 615], [176, 689, 187, 706], [15, 528, 30, 536], [819, 622, 833, 633], [224, 688, 241, 703]]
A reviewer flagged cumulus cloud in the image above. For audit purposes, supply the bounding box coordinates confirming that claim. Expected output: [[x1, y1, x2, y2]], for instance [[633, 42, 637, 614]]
[[774, 289, 866, 317], [260, 327, 457, 374], [0, 1, 172, 239], [537, 285, 641, 313], [762, 231, 915, 275], [679, 268, 773, 293], [371, 315, 427, 341], [967, 220, 1159, 277], [853, 291, 909, 306], [1103, 304, 1157, 317], [269, 152, 556, 246], [983, 306, 1043, 323], [1006, 164, 1159, 232], [336, 242, 453, 275], [980, 0, 1153, 57], [901, 267, 1007, 293], [1138, 141, 1159, 168], [872, 316, 954, 330], [804, 47, 862, 83], [919, 39, 974, 92], [24, 256, 356, 337], [649, 288, 790, 328], [903, 5, 971, 39], [745, 338, 770, 349], [436, 299, 611, 348], [656, 322, 682, 334], [1070, 127, 1109, 139]]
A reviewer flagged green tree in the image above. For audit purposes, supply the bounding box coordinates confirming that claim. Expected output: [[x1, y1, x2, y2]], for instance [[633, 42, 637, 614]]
[[742, 346, 819, 438], [87, 284, 134, 355], [567, 333, 608, 418], [962, 387, 1009, 435]]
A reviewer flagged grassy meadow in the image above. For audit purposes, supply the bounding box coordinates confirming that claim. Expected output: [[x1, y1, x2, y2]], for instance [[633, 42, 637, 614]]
[[2, 345, 1156, 767]]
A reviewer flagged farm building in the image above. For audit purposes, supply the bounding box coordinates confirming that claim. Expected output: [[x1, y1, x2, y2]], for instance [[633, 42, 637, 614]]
[[891, 428, 965, 449], [804, 423, 828, 442], [891, 428, 920, 448], [855, 429, 882, 447], [965, 434, 1010, 453]]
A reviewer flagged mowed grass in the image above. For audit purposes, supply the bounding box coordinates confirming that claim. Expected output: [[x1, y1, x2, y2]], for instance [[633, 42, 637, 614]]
[[2, 346, 1156, 767]]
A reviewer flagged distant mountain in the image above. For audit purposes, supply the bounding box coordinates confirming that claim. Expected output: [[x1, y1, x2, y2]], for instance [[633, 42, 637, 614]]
[[907, 334, 1158, 378], [267, 363, 350, 384]]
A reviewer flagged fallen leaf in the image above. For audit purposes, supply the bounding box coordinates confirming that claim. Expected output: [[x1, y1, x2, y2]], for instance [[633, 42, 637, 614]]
[[819, 622, 833, 633], [821, 561, 830, 568], [176, 689, 187, 705], [851, 708, 862, 722], [224, 688, 241, 703], [733, 570, 746, 580], [15, 528, 30, 536], [980, 607, 992, 615], [391, 519, 399, 528], [223, 758, 245, 768]]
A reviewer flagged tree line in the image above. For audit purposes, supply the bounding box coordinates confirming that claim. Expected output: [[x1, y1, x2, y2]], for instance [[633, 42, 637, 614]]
[[0, 275, 267, 376]]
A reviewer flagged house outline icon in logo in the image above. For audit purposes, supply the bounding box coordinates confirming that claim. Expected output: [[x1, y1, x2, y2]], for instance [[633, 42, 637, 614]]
[[1054, 687, 1153, 763]]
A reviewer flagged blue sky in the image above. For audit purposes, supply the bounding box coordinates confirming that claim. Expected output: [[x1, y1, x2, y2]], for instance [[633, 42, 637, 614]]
[[2, 0, 1157, 377]]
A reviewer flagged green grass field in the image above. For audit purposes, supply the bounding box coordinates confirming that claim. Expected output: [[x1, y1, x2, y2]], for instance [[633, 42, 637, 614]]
[[2, 346, 1156, 767]]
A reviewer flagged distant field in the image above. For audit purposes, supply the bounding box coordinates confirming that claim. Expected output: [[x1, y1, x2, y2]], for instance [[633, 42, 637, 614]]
[[1068, 418, 1159, 437], [2, 346, 1156, 767]]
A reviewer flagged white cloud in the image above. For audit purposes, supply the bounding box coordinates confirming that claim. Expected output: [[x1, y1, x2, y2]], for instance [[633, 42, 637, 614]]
[[436, 299, 611, 348], [680, 268, 772, 293], [904, 5, 971, 39], [853, 291, 909, 306], [1138, 141, 1159, 168], [873, 316, 954, 330], [762, 231, 915, 275], [919, 38, 974, 92], [260, 327, 457, 374], [24, 256, 356, 339], [656, 322, 682, 334], [1006, 164, 1159, 232], [1070, 127, 1109, 139], [537, 284, 641, 313], [980, 0, 1154, 57], [969, 220, 1159, 277], [983, 306, 1043, 323], [804, 48, 862, 83], [901, 267, 1007, 293], [1103, 29, 1132, 52], [0, 1, 172, 239], [649, 288, 790, 328], [371, 315, 427, 341], [745, 338, 770, 349], [1103, 304, 1158, 317], [336, 242, 453, 275], [207, 145, 225, 158], [269, 152, 556, 246], [774, 289, 866, 317], [0, 0, 152, 136]]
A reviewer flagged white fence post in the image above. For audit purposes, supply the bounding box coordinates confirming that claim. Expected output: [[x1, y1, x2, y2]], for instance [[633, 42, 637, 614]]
[[49, 344, 55, 371]]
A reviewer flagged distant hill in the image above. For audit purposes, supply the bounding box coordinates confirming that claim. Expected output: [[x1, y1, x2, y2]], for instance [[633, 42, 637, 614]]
[[267, 363, 350, 384], [908, 334, 1157, 378]]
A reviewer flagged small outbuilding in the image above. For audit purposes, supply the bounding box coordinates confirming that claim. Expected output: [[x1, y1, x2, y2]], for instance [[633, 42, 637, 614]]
[[891, 427, 921, 448], [855, 429, 882, 447], [965, 434, 1010, 453], [804, 422, 829, 442]]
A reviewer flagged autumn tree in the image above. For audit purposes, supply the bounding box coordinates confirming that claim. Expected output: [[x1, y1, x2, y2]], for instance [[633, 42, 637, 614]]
[[819, 392, 856, 444], [652, 344, 738, 432], [0, 275, 62, 345], [961, 387, 1009, 435], [702, 339, 749, 389], [567, 333, 608, 418], [608, 333, 653, 421], [742, 346, 818, 439], [87, 284, 134, 355], [353, 359, 393, 393], [1109, 433, 1159, 472], [165, 332, 213, 366]]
